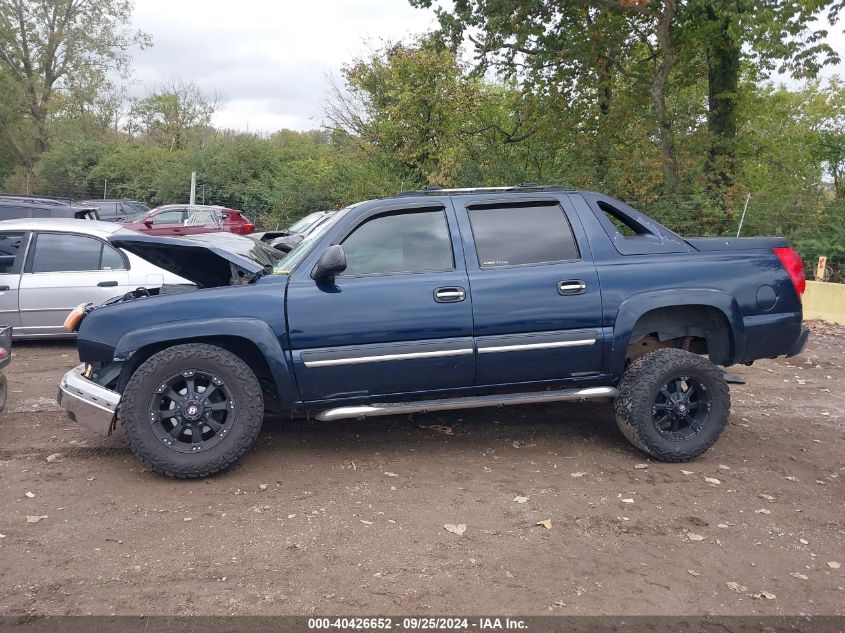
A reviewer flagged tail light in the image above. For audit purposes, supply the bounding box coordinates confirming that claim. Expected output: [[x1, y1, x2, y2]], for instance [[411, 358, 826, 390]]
[[773, 247, 806, 296]]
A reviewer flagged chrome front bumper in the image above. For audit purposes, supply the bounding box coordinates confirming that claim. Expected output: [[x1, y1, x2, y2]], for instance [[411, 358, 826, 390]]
[[57, 363, 120, 435]]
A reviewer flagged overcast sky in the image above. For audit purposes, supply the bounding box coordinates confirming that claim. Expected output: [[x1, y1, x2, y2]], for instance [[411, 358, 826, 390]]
[[128, 0, 845, 134]]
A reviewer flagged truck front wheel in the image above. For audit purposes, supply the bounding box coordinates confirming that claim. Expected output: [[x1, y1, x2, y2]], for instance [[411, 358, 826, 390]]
[[119, 343, 264, 478], [614, 349, 730, 461]]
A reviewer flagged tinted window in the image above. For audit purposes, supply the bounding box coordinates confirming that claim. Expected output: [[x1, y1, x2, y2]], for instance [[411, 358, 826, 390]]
[[0, 207, 27, 220], [31, 233, 119, 273], [468, 204, 579, 267], [341, 209, 454, 276], [152, 210, 184, 225], [0, 232, 24, 274], [98, 202, 119, 216]]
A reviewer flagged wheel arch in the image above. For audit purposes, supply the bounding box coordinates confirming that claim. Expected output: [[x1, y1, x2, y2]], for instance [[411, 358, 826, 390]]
[[609, 290, 745, 376], [114, 318, 296, 413]]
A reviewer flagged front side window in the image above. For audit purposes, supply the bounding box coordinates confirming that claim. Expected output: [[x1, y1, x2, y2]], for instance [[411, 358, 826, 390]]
[[0, 232, 24, 274], [341, 209, 454, 276], [151, 210, 184, 225], [468, 203, 580, 267], [30, 233, 125, 273]]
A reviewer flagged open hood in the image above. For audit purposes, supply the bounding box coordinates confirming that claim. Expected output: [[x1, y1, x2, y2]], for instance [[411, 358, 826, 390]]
[[108, 230, 284, 288]]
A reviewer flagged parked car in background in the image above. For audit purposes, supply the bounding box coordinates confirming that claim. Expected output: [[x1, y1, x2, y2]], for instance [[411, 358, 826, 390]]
[[268, 211, 337, 253], [252, 210, 333, 244], [81, 199, 150, 222], [209, 206, 255, 235], [0, 195, 99, 221], [121, 205, 223, 236], [0, 219, 191, 338], [58, 185, 807, 478]]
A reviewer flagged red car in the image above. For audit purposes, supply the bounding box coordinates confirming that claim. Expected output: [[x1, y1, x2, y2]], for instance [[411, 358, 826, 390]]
[[211, 206, 255, 235], [122, 205, 253, 236]]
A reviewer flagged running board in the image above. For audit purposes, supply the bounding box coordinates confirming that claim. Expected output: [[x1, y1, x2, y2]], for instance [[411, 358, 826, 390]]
[[315, 386, 619, 422]]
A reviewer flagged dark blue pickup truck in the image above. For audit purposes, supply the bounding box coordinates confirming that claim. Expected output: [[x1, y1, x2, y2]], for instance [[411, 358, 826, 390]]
[[57, 185, 809, 478]]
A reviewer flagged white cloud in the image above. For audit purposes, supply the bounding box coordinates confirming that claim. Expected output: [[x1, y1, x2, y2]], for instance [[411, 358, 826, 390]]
[[128, 0, 439, 131]]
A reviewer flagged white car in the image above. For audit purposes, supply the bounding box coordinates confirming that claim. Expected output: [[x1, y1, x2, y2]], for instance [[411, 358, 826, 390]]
[[0, 218, 191, 338]]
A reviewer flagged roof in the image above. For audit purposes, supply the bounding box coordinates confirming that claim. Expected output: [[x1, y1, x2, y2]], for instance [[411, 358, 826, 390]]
[[394, 184, 576, 198], [0, 217, 128, 238]]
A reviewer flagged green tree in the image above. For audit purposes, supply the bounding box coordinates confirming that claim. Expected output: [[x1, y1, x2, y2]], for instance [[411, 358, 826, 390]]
[[0, 0, 149, 159]]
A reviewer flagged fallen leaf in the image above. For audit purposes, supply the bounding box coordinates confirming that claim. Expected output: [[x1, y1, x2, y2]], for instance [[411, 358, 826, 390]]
[[717, 523, 730, 528], [46, 453, 63, 463], [360, 519, 373, 525], [444, 523, 466, 536], [258, 484, 268, 491], [726, 581, 747, 593], [536, 519, 552, 529], [718, 464, 731, 470], [753, 591, 776, 600], [687, 533, 705, 541], [759, 494, 775, 501], [704, 477, 721, 486], [511, 440, 536, 448], [789, 572, 808, 580], [570, 472, 587, 478], [183, 517, 192, 522], [828, 561, 841, 570], [784, 476, 799, 482], [634, 463, 648, 469], [621, 498, 635, 504], [513, 496, 529, 504], [384, 472, 398, 477], [799, 538, 808, 545], [755, 508, 772, 515], [680, 470, 694, 475], [420, 424, 453, 435], [24, 492, 34, 498], [25, 515, 47, 523], [687, 569, 700, 576]]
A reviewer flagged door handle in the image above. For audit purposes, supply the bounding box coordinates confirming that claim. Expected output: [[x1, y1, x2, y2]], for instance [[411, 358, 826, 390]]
[[0, 285, 8, 291], [97, 281, 118, 287], [558, 280, 586, 296], [434, 287, 466, 303]]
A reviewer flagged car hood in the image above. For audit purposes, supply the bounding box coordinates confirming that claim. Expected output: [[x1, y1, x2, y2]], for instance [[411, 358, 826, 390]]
[[107, 230, 282, 288]]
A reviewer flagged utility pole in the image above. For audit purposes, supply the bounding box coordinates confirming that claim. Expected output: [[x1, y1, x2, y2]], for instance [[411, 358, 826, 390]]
[[202, 184, 205, 205], [103, 179, 108, 199], [190, 171, 196, 205], [736, 193, 751, 238]]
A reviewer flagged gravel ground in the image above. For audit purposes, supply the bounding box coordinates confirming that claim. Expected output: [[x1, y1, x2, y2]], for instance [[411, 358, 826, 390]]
[[0, 322, 842, 616]]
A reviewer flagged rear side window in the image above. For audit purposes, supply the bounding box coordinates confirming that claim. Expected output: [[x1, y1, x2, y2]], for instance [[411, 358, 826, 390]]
[[30, 233, 126, 273], [341, 209, 454, 276], [0, 207, 28, 220], [0, 232, 24, 273], [468, 203, 579, 267]]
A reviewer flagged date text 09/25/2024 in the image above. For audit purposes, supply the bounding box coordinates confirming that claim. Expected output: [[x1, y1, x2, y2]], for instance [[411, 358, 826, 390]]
[[307, 617, 528, 630]]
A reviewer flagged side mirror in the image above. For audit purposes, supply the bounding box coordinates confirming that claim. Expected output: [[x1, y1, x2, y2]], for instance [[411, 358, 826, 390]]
[[311, 245, 347, 282], [143, 219, 153, 227]]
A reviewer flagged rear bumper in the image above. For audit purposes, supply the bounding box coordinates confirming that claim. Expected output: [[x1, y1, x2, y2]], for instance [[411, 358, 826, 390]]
[[57, 363, 120, 434], [786, 326, 810, 357]]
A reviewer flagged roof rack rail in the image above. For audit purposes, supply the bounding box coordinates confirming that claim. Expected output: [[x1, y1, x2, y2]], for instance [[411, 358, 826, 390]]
[[394, 183, 574, 197]]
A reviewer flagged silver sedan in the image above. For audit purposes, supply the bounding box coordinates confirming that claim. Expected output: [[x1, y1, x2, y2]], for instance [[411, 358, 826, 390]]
[[0, 218, 190, 338]]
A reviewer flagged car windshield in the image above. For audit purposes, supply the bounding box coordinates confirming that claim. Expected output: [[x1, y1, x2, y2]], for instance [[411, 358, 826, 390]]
[[288, 211, 325, 234], [273, 207, 352, 274]]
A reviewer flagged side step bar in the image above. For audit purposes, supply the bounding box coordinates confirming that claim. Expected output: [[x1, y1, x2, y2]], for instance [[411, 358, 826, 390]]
[[315, 386, 619, 422]]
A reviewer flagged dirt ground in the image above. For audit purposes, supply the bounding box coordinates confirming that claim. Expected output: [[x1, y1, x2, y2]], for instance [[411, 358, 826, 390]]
[[0, 323, 842, 617]]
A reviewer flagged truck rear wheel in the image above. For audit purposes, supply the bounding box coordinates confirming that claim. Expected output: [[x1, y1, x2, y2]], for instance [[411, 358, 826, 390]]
[[614, 349, 730, 461], [119, 343, 264, 478]]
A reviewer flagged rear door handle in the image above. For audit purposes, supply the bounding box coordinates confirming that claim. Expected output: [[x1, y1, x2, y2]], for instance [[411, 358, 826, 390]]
[[0, 285, 9, 291], [434, 287, 466, 303], [97, 281, 118, 287], [558, 280, 586, 296]]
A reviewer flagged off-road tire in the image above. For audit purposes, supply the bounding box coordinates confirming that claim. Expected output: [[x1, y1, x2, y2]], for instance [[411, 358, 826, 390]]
[[614, 348, 730, 461], [119, 343, 264, 478]]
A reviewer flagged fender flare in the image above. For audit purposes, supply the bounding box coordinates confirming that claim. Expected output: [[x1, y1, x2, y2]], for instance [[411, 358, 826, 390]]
[[609, 289, 745, 376], [113, 317, 297, 408]]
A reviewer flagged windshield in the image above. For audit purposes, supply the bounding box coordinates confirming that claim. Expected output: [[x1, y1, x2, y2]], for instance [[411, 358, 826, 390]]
[[274, 207, 352, 274], [288, 211, 325, 234]]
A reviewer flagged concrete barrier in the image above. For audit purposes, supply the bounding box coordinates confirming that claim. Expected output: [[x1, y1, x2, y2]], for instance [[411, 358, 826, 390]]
[[803, 280, 845, 325]]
